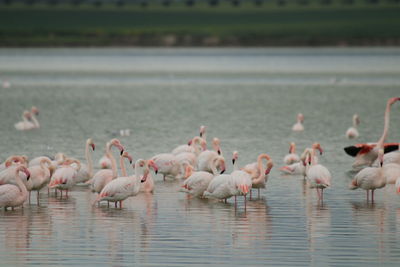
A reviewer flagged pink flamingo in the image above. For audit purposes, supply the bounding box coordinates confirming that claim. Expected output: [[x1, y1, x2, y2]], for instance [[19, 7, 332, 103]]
[[14, 111, 35, 131], [75, 138, 96, 184], [0, 155, 29, 185], [26, 158, 54, 204], [197, 137, 224, 172], [344, 97, 400, 169], [349, 149, 386, 202], [292, 113, 304, 132], [241, 153, 274, 198], [93, 159, 149, 208], [140, 160, 158, 193], [346, 114, 360, 139], [48, 158, 81, 198], [283, 142, 300, 165], [180, 164, 214, 198], [0, 155, 28, 172], [0, 166, 30, 210], [172, 136, 206, 156], [86, 139, 124, 193], [29, 153, 65, 168], [303, 147, 331, 202]]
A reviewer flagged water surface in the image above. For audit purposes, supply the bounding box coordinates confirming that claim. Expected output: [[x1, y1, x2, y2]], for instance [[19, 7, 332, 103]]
[[1, 48, 400, 266]]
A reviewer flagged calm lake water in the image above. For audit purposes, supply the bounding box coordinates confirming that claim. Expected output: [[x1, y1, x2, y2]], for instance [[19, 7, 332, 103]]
[[1, 48, 400, 266]]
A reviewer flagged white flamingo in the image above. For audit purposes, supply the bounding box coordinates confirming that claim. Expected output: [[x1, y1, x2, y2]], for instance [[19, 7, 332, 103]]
[[29, 106, 40, 128], [283, 142, 300, 165], [292, 113, 304, 132], [0, 166, 30, 210], [346, 114, 360, 139], [93, 159, 149, 208], [0, 156, 30, 185], [344, 97, 400, 169], [75, 138, 96, 184], [48, 158, 81, 198], [86, 139, 124, 193], [180, 164, 214, 198], [349, 148, 386, 202], [26, 158, 53, 204], [0, 155, 28, 171], [241, 153, 274, 198], [14, 111, 35, 131], [29, 152, 65, 168], [197, 138, 224, 173], [303, 147, 331, 202]]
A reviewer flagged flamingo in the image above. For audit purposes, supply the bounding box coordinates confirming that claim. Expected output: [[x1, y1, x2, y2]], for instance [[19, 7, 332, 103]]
[[283, 142, 300, 165], [346, 114, 360, 139], [180, 164, 214, 198], [344, 97, 400, 169], [29, 152, 66, 168], [0, 166, 30, 210], [48, 158, 81, 198], [14, 111, 35, 131], [119, 151, 133, 177], [292, 113, 304, 132], [172, 136, 206, 156], [26, 158, 53, 205], [199, 125, 207, 140], [349, 148, 386, 202], [280, 144, 322, 175], [75, 138, 96, 184], [140, 160, 158, 193], [93, 159, 149, 208], [197, 137, 223, 172], [86, 139, 124, 193], [303, 147, 331, 202], [241, 153, 274, 198]]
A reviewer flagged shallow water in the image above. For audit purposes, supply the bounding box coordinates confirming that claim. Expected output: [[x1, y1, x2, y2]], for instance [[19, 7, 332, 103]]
[[1, 47, 400, 266]]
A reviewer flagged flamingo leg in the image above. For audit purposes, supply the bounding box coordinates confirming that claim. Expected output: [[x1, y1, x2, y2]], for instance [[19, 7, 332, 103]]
[[234, 195, 237, 206], [163, 175, 166, 181], [321, 189, 324, 203], [366, 190, 369, 202], [258, 188, 260, 199], [37, 191, 40, 206], [60, 190, 63, 199], [55, 189, 57, 197], [244, 194, 247, 210], [47, 187, 50, 196], [372, 190, 375, 203], [249, 190, 252, 200], [120, 201, 123, 209], [224, 198, 227, 203], [28, 191, 31, 204], [316, 188, 321, 200], [115, 202, 117, 208]]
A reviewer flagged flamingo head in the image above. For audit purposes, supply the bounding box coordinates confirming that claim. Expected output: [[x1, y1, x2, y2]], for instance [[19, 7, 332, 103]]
[[187, 139, 193, 146], [122, 151, 133, 164], [31, 106, 39, 116], [110, 138, 124, 155], [265, 160, 274, 175], [388, 97, 400, 106], [5, 156, 25, 168], [297, 113, 304, 123], [212, 138, 221, 155], [18, 166, 30, 180], [147, 159, 158, 175], [218, 158, 226, 174], [87, 138, 95, 151], [199, 125, 206, 138], [313, 143, 323, 155], [232, 151, 239, 165], [378, 148, 384, 167], [183, 163, 194, 179]]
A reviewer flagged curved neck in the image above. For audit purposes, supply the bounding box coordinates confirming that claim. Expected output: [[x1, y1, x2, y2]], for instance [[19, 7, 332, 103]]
[[209, 156, 219, 175], [120, 155, 127, 177], [233, 160, 238, 171], [377, 102, 392, 147], [257, 154, 271, 174], [14, 168, 28, 195], [310, 149, 316, 166], [106, 142, 118, 178], [86, 142, 94, 177], [290, 143, 296, 154], [352, 117, 358, 128]]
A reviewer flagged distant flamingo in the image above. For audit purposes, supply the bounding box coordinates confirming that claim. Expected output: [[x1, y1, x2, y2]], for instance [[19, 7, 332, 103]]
[[292, 113, 304, 132], [87, 139, 124, 193], [344, 97, 400, 169], [75, 138, 96, 184], [346, 114, 360, 139], [303, 147, 331, 202], [14, 111, 35, 131], [349, 149, 386, 202], [197, 138, 224, 172], [27, 158, 53, 205], [242, 153, 274, 198], [48, 158, 81, 198], [29, 153, 65, 168], [199, 125, 207, 140], [283, 142, 300, 165], [93, 159, 148, 208], [0, 166, 30, 210], [29, 106, 40, 128]]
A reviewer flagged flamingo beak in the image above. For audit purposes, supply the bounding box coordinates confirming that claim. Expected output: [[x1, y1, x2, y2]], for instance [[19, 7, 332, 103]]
[[128, 156, 133, 164], [91, 144, 95, 151], [188, 139, 193, 146], [319, 148, 323, 155], [232, 158, 236, 165], [199, 132, 203, 137], [217, 149, 221, 155], [220, 169, 225, 174], [141, 171, 149, 183], [25, 169, 31, 180]]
